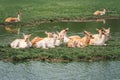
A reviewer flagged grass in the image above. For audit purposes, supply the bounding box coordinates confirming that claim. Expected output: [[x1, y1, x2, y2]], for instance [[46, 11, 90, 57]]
[[0, 0, 120, 23], [0, 39, 120, 62], [0, 0, 120, 62]]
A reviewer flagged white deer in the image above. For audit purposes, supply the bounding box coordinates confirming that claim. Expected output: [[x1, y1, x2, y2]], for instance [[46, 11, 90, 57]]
[[89, 29, 107, 46], [31, 31, 54, 45], [57, 28, 81, 43], [102, 27, 111, 41], [34, 32, 59, 49], [10, 34, 32, 48]]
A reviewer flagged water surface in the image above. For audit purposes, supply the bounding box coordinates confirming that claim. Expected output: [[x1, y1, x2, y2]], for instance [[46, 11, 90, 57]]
[[0, 61, 120, 80]]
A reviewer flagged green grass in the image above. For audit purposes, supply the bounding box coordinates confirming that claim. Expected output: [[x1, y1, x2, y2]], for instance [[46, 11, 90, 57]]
[[0, 39, 120, 62], [0, 0, 120, 23]]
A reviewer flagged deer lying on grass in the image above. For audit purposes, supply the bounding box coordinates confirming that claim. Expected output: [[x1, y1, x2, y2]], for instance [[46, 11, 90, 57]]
[[5, 12, 22, 22], [57, 28, 81, 43], [33, 32, 60, 49], [31, 31, 53, 45], [102, 27, 111, 41], [67, 31, 94, 48], [31, 37, 43, 45], [93, 9, 106, 16], [10, 34, 32, 48], [31, 31, 62, 46], [89, 29, 107, 46]]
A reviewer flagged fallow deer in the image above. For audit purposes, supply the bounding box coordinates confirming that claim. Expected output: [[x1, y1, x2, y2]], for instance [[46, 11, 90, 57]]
[[5, 12, 22, 22], [89, 29, 107, 46], [93, 9, 106, 16], [67, 31, 94, 48], [10, 34, 32, 48], [33, 32, 59, 49]]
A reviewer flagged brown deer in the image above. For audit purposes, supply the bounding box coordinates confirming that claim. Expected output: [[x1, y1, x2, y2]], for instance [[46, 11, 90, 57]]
[[5, 12, 22, 22], [67, 31, 94, 48], [93, 9, 106, 16]]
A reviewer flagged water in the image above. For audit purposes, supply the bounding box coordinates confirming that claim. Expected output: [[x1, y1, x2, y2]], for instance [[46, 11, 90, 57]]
[[0, 19, 120, 46], [0, 61, 120, 80]]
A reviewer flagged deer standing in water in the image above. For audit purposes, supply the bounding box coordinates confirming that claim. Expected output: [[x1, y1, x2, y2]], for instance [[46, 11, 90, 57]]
[[93, 9, 106, 16], [5, 12, 22, 22], [10, 34, 32, 48]]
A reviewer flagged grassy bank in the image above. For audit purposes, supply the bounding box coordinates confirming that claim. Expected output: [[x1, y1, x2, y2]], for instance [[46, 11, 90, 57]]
[[0, 0, 120, 23], [0, 38, 120, 62]]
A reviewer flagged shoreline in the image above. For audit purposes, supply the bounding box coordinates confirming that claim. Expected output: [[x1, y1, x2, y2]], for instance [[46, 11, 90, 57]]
[[0, 16, 119, 27], [2, 54, 120, 63]]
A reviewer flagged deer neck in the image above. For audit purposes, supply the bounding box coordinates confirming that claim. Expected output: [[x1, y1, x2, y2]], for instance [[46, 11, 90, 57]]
[[64, 34, 70, 43], [82, 36, 90, 46], [25, 38, 32, 47], [53, 37, 58, 45], [103, 9, 106, 14], [17, 14, 20, 21], [99, 34, 106, 43]]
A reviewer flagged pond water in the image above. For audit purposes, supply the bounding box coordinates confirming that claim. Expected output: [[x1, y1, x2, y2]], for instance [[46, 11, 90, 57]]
[[0, 61, 120, 80], [0, 19, 120, 80], [0, 19, 120, 46]]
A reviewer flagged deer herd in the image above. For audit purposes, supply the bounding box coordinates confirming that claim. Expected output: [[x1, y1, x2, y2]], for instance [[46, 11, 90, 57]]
[[5, 9, 110, 49], [10, 27, 111, 49]]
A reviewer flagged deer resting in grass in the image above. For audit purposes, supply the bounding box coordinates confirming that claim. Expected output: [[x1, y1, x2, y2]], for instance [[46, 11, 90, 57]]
[[67, 31, 94, 48], [93, 9, 106, 16], [5, 12, 22, 22], [10, 34, 32, 48]]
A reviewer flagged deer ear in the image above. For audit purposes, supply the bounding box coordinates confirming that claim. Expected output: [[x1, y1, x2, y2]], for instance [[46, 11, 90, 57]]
[[45, 31, 48, 34], [66, 28, 69, 30], [52, 32, 55, 34], [96, 28, 99, 31], [83, 31, 87, 34], [108, 27, 110, 30], [22, 33, 25, 36], [29, 34, 31, 37], [56, 31, 59, 35], [102, 27, 106, 30]]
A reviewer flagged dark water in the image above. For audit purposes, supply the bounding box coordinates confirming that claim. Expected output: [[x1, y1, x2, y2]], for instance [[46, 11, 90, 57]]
[[0, 19, 120, 80], [0, 61, 120, 80]]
